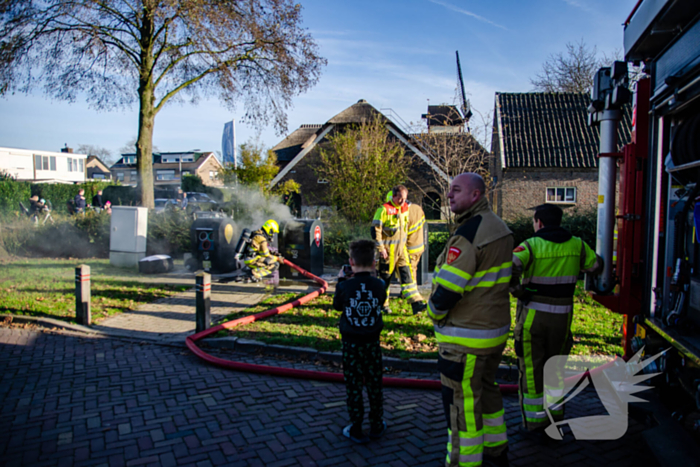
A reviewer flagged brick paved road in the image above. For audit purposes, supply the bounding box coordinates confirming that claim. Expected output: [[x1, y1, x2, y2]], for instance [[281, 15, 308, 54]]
[[0, 327, 659, 467]]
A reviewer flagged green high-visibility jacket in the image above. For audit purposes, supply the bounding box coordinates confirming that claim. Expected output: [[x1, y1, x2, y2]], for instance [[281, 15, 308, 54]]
[[511, 227, 601, 314]]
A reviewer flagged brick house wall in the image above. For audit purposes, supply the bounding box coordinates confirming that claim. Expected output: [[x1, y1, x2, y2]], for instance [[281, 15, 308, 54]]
[[195, 156, 223, 186], [497, 168, 598, 220]]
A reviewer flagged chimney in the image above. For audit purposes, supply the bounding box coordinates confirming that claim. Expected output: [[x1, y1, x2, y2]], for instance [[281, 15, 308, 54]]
[[61, 144, 73, 153]]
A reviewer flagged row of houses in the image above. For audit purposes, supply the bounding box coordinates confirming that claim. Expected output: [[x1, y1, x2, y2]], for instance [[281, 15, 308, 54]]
[[0, 146, 224, 188], [1, 92, 629, 220]]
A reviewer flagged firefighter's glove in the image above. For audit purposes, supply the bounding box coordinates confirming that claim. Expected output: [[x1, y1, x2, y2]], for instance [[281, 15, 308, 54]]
[[509, 283, 526, 299]]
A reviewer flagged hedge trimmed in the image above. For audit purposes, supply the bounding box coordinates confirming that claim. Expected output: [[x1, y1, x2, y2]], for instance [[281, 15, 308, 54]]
[[0, 179, 32, 218]]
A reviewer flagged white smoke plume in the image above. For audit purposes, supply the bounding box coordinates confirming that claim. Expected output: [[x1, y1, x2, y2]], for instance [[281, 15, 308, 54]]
[[219, 185, 296, 232]]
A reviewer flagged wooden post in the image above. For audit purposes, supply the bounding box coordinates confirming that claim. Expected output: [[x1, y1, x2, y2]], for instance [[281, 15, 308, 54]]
[[75, 265, 91, 325], [195, 272, 211, 333]]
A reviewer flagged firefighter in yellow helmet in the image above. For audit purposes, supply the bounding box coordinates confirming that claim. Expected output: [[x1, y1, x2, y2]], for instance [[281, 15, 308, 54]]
[[372, 185, 427, 314], [241, 219, 284, 283]]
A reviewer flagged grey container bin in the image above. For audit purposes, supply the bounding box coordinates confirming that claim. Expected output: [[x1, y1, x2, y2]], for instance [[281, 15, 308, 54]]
[[279, 219, 324, 279]]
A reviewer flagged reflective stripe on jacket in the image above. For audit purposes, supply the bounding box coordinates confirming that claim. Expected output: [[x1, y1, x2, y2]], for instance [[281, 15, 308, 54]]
[[406, 203, 426, 255], [511, 231, 600, 311], [372, 201, 409, 254], [428, 198, 514, 354]]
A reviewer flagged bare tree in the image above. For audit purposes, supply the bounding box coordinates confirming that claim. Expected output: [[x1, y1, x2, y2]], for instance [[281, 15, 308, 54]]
[[119, 136, 159, 156], [531, 40, 603, 93], [0, 0, 326, 208], [76, 144, 115, 165]]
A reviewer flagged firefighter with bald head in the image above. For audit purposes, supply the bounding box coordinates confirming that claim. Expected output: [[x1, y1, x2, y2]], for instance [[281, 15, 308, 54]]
[[428, 173, 512, 467], [372, 185, 427, 315]]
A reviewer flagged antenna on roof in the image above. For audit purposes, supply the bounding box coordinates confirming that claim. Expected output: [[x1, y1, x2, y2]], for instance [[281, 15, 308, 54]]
[[456, 51, 472, 132]]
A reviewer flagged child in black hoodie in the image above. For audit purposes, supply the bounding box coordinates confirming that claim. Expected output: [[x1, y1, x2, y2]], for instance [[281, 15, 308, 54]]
[[333, 239, 388, 444]]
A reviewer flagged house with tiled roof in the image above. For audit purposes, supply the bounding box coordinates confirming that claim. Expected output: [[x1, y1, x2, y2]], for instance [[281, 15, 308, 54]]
[[270, 99, 466, 218], [110, 151, 223, 187], [490, 92, 631, 220]]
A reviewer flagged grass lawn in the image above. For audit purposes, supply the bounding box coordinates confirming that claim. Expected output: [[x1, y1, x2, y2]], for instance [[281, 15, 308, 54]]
[[0, 257, 191, 323], [218, 282, 624, 364]]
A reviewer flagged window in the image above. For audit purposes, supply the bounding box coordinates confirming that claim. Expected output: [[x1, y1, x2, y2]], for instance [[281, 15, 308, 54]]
[[50, 156, 56, 171], [92, 173, 105, 180], [546, 187, 576, 203], [67, 158, 73, 172], [79, 159, 84, 172], [116, 172, 124, 181], [35, 155, 42, 170], [156, 170, 176, 181], [130, 171, 137, 179], [209, 171, 215, 179]]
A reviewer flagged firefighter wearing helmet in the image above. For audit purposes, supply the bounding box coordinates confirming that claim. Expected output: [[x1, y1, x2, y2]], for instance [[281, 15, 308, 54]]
[[238, 219, 284, 283]]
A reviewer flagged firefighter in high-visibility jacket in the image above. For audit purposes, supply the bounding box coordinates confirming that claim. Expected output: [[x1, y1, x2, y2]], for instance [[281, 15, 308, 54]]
[[407, 201, 426, 280], [510, 204, 602, 432], [428, 173, 512, 467], [242, 219, 284, 283], [372, 185, 426, 315]]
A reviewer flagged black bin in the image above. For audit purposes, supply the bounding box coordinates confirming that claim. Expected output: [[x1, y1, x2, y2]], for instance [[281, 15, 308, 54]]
[[190, 218, 239, 273], [279, 219, 324, 279]]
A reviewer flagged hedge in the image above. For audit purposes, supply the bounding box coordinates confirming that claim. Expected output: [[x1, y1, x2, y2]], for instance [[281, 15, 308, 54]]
[[31, 181, 114, 214], [0, 179, 32, 218]]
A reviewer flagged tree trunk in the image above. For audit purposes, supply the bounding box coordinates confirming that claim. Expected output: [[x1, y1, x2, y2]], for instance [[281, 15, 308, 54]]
[[136, 4, 156, 209], [136, 86, 155, 209]]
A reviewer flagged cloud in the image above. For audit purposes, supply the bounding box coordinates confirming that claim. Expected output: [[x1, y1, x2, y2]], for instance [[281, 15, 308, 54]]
[[562, 0, 595, 14], [427, 0, 508, 30]]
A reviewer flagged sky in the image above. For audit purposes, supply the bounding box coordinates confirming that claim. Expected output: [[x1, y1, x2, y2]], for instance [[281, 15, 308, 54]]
[[0, 0, 638, 163]]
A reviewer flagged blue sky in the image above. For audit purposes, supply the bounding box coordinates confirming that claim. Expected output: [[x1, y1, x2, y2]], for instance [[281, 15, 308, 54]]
[[0, 0, 638, 161]]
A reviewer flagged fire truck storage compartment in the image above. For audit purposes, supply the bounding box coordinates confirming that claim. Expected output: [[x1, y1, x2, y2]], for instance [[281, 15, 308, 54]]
[[190, 217, 239, 274], [279, 219, 323, 279]]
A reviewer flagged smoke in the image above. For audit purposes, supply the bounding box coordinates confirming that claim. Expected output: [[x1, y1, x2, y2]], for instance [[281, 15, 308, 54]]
[[219, 185, 295, 232]]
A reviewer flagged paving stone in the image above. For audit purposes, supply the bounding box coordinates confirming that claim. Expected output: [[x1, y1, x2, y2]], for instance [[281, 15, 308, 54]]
[[0, 307, 667, 467]]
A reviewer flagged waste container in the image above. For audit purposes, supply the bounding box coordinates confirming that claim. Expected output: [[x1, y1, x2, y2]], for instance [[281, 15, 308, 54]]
[[279, 219, 323, 279], [190, 217, 239, 273]]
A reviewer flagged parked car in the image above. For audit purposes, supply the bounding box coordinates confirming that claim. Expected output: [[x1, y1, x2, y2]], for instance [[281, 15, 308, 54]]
[[153, 198, 179, 213], [185, 192, 219, 211]]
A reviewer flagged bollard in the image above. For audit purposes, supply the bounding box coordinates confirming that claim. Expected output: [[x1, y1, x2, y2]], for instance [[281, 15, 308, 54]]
[[195, 272, 211, 333], [75, 264, 91, 325]]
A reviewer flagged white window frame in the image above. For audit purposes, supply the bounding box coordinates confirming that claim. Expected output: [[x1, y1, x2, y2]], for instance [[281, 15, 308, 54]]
[[546, 187, 577, 204], [156, 169, 176, 181]]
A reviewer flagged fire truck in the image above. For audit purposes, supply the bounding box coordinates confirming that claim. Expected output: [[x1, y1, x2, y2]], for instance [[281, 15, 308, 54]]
[[587, 0, 700, 430]]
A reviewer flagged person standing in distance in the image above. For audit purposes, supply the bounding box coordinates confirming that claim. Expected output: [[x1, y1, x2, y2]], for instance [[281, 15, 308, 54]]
[[510, 204, 602, 432], [333, 239, 388, 444], [428, 173, 512, 467], [372, 185, 426, 315]]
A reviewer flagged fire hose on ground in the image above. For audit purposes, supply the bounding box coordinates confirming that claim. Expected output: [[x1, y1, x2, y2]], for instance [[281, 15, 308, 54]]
[[186, 259, 619, 393]]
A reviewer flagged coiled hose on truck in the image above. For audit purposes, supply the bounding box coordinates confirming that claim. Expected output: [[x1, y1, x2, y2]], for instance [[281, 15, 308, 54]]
[[186, 259, 617, 393]]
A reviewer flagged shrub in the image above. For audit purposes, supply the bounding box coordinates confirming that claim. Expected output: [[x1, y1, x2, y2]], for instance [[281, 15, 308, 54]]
[[0, 178, 32, 218], [428, 231, 450, 268], [506, 207, 597, 248], [323, 219, 372, 267], [147, 210, 193, 257], [103, 185, 140, 206]]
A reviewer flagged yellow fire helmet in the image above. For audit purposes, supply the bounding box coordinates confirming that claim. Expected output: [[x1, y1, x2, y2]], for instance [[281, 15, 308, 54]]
[[385, 190, 393, 202], [262, 219, 280, 237]]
